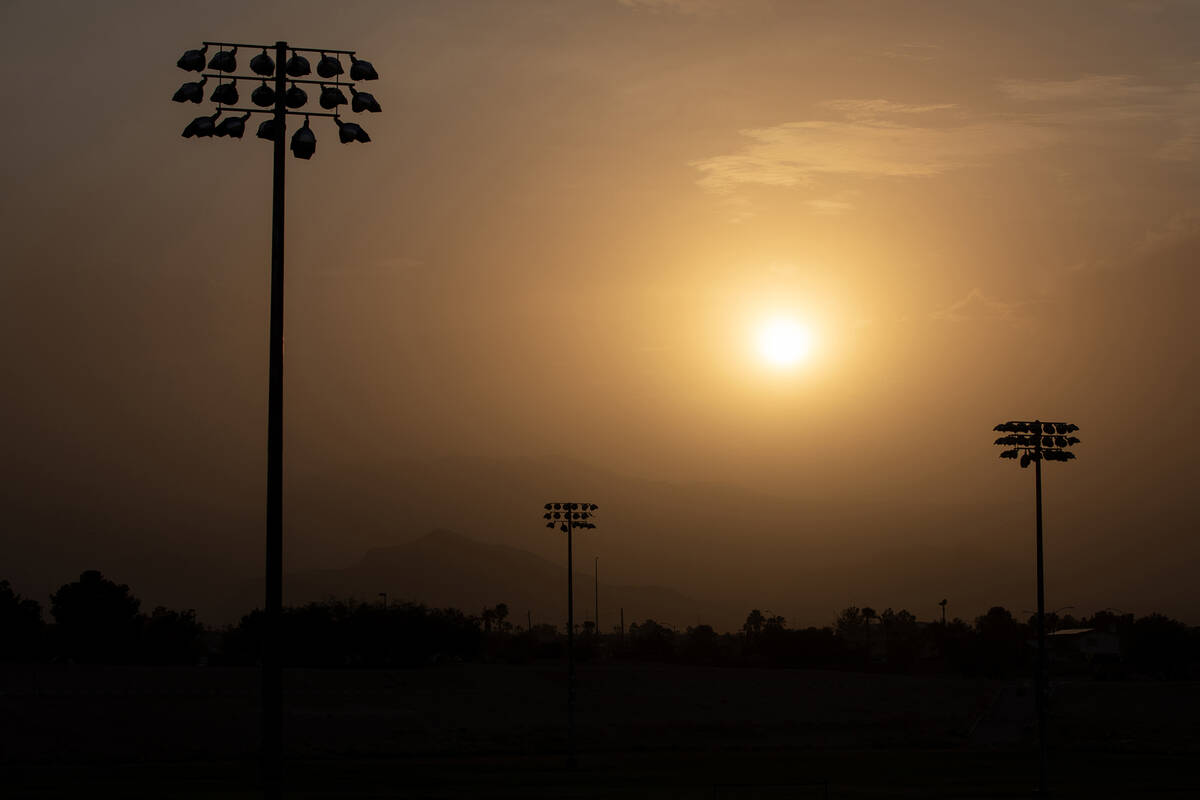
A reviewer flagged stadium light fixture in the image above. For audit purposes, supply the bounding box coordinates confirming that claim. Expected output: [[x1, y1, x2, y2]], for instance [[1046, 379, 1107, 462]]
[[210, 80, 238, 105], [172, 77, 206, 103], [207, 46, 237, 72], [317, 53, 344, 78], [284, 51, 310, 77], [318, 84, 348, 110], [176, 45, 207, 72], [334, 118, 370, 144], [250, 49, 275, 76], [349, 54, 379, 80], [349, 87, 382, 113]]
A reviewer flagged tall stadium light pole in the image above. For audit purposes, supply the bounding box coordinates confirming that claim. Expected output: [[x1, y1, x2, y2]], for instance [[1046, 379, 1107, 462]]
[[542, 501, 598, 768], [993, 419, 1079, 798], [171, 40, 381, 799]]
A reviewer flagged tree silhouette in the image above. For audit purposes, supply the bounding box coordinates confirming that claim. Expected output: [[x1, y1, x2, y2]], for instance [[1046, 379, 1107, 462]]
[[50, 570, 141, 663], [0, 579, 44, 662], [835, 606, 863, 636], [974, 606, 1027, 676], [139, 606, 204, 664], [879, 608, 919, 670], [629, 619, 675, 660], [682, 624, 721, 663], [742, 609, 765, 643], [1128, 613, 1193, 679], [860, 607, 879, 658]]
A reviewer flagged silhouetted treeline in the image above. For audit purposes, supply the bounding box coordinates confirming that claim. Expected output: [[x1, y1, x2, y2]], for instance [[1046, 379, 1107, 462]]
[[221, 600, 484, 667], [1, 572, 203, 664], [624, 606, 1200, 680], [3, 572, 1198, 679]]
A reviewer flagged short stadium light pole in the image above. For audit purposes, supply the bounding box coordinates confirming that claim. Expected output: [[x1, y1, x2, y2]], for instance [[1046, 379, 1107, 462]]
[[171, 39, 381, 799], [542, 501, 598, 769], [993, 419, 1080, 798]]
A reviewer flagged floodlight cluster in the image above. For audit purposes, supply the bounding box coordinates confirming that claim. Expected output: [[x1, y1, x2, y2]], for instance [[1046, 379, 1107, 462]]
[[542, 502, 599, 532], [993, 420, 1080, 468], [172, 42, 381, 159]]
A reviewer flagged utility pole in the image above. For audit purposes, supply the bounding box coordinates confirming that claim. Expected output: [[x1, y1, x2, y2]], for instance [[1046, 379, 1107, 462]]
[[993, 419, 1080, 798], [594, 556, 599, 636]]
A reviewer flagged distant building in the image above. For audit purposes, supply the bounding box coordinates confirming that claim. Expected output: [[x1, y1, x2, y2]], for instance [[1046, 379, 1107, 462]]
[[1044, 627, 1121, 661]]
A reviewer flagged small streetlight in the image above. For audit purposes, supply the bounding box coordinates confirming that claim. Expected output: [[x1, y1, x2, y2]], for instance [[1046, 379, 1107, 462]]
[[171, 39, 382, 800], [993, 419, 1080, 797], [542, 501, 598, 768]]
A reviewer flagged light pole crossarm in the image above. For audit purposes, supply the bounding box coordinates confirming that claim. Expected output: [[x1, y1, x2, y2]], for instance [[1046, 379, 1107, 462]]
[[214, 107, 344, 118], [203, 41, 359, 55], [202, 73, 360, 87]]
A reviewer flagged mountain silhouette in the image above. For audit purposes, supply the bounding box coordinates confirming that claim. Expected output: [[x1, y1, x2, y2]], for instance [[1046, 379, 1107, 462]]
[[3, 454, 1047, 631], [284, 528, 699, 631]]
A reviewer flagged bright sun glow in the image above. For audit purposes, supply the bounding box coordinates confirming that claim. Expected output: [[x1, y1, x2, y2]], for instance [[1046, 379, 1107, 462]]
[[755, 317, 815, 368]]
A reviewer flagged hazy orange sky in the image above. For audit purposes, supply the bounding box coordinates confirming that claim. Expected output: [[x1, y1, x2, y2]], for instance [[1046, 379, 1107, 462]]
[[2, 1, 1197, 627]]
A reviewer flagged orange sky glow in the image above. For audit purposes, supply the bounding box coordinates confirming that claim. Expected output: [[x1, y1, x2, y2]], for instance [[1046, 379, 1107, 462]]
[[2, 0, 1197, 628]]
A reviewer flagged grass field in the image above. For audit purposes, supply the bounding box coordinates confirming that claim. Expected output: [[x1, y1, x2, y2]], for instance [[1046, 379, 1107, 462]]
[[2, 662, 1197, 797]]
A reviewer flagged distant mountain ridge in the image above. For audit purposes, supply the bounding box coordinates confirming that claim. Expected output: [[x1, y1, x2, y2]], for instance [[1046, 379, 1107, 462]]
[[285, 528, 700, 631]]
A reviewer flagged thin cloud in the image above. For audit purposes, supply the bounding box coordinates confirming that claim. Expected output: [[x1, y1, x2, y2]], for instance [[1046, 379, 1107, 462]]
[[997, 75, 1165, 102], [1140, 208, 1200, 253], [696, 72, 1200, 202], [1158, 130, 1200, 161], [806, 190, 860, 215], [880, 43, 941, 62], [931, 289, 1040, 324], [998, 74, 1200, 162], [821, 99, 958, 119], [616, 0, 724, 13], [693, 113, 1056, 193]]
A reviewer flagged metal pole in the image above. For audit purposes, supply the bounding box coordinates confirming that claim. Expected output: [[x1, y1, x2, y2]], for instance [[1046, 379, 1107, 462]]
[[594, 556, 599, 635], [1034, 435, 1048, 797], [262, 38, 287, 800], [566, 517, 576, 768]]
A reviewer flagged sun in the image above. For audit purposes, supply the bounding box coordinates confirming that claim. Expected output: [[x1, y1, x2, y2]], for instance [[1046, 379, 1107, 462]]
[[754, 316, 815, 368]]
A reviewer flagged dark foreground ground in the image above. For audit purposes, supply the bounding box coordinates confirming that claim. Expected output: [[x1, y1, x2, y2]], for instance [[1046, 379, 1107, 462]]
[[2, 662, 1197, 798]]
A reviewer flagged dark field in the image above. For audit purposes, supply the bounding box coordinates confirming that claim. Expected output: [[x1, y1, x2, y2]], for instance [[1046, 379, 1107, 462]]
[[3, 663, 1197, 797]]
